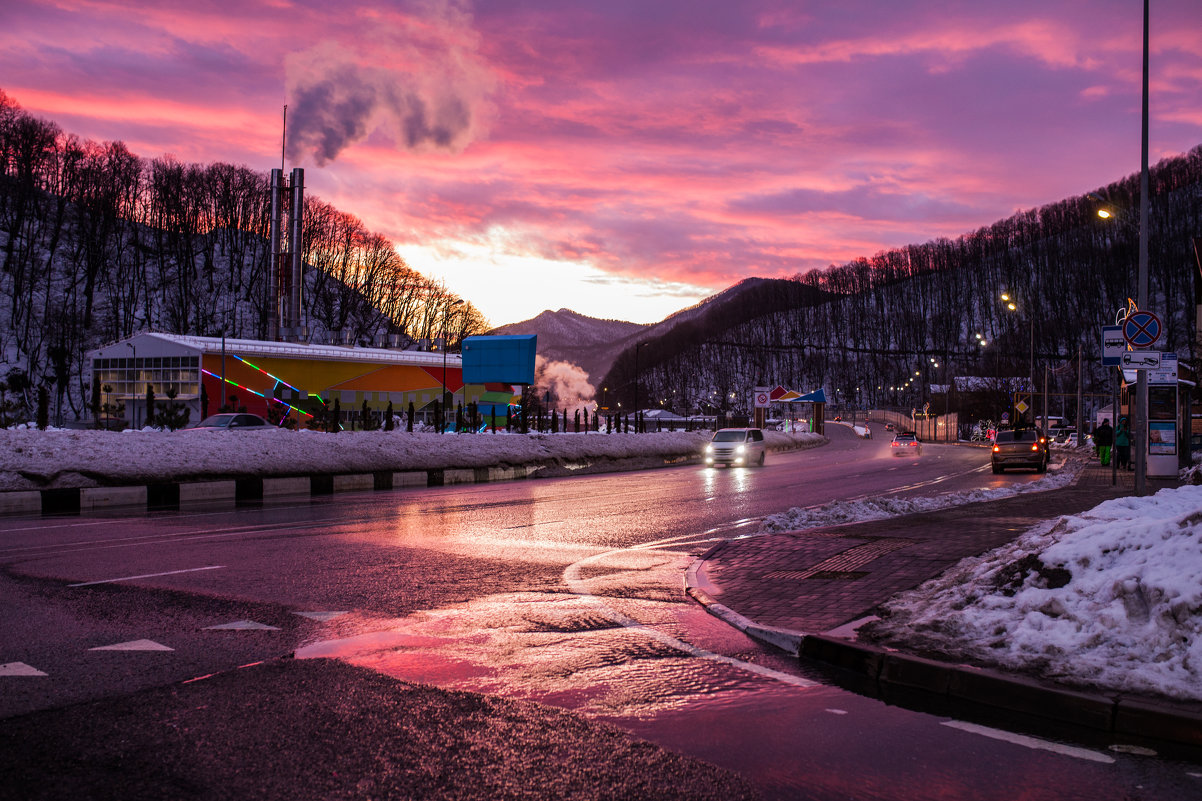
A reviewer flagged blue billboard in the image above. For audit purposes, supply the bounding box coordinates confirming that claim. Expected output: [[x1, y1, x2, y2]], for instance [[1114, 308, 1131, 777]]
[[461, 335, 537, 384]]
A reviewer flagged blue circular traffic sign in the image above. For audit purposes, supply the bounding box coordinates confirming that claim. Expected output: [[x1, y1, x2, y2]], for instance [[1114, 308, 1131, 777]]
[[1123, 311, 1162, 348]]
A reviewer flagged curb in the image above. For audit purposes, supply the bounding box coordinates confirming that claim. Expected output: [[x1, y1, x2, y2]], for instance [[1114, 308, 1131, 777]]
[[684, 554, 1202, 751]]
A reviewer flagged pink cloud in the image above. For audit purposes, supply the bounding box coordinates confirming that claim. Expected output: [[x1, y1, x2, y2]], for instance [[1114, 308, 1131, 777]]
[[1, 0, 1199, 323]]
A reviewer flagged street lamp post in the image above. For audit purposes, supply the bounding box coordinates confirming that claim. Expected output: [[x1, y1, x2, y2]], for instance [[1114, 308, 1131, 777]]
[[440, 299, 464, 434], [1001, 291, 1035, 424]]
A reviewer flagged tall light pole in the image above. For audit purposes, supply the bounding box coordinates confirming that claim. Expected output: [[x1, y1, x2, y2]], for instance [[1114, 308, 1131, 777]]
[[440, 298, 464, 434], [1001, 291, 1034, 424], [1135, 0, 1150, 495]]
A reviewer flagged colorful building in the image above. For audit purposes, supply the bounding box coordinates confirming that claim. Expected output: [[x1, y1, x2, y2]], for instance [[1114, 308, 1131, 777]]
[[87, 332, 495, 429]]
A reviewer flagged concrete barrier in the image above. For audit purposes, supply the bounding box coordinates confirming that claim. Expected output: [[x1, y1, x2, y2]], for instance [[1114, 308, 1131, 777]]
[[393, 471, 428, 488], [0, 491, 41, 515], [262, 477, 311, 497], [333, 474, 374, 493], [442, 469, 476, 485], [80, 485, 147, 512], [180, 481, 237, 507]]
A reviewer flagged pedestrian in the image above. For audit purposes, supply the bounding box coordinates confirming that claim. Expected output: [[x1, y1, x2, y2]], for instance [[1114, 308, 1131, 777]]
[[1094, 418, 1114, 466], [1115, 418, 1131, 470]]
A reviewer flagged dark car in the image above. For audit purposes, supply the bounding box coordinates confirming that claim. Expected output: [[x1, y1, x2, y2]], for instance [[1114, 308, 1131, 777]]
[[186, 413, 273, 431], [991, 428, 1049, 473]]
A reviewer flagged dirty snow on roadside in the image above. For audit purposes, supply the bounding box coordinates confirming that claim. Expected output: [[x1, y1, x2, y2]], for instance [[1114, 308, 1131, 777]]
[[861, 484, 1202, 702], [759, 460, 1082, 532]]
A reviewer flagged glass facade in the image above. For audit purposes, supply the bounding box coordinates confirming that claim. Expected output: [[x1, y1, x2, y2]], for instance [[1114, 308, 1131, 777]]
[[93, 356, 201, 400]]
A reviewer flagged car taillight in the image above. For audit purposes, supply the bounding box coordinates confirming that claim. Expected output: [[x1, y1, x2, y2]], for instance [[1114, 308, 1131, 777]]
[[910, 441, 917, 447], [993, 445, 1000, 452], [1031, 443, 1039, 452]]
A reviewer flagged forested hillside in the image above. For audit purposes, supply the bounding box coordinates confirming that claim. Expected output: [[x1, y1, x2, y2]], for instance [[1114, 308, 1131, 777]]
[[607, 147, 1202, 419], [0, 90, 487, 421]]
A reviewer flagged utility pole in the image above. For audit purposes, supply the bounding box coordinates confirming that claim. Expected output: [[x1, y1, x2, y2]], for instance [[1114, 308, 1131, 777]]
[[1134, 0, 1150, 496]]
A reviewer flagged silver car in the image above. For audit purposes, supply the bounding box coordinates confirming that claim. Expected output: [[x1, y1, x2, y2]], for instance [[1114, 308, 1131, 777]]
[[705, 427, 766, 467]]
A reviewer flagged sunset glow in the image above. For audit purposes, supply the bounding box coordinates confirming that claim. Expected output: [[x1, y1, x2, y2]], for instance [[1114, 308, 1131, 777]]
[[3, 0, 1200, 325]]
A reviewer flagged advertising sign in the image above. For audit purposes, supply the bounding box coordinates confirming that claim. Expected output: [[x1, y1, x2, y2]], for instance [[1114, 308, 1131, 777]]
[[1149, 421, 1177, 455], [461, 335, 537, 384]]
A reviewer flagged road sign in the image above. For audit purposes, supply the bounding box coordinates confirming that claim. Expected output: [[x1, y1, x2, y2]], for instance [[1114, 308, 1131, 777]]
[[1121, 350, 1161, 369], [1123, 310, 1162, 348], [753, 387, 770, 408], [1101, 325, 1125, 366]]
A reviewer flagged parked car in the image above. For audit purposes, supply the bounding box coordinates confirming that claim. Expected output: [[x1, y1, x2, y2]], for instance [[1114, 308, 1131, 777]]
[[186, 413, 273, 431], [890, 431, 922, 456], [991, 428, 1049, 473], [705, 428, 766, 467]]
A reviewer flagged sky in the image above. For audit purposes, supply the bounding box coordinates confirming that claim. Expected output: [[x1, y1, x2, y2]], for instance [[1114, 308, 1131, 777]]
[[2, 1, 1201, 327]]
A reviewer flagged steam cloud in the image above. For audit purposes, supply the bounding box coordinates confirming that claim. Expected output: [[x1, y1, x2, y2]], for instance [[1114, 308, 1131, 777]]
[[535, 357, 596, 411], [285, 1, 494, 166]]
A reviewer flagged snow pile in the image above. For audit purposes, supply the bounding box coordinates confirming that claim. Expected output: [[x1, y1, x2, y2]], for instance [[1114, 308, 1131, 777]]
[[862, 484, 1202, 701], [760, 461, 1082, 532], [0, 427, 826, 491]]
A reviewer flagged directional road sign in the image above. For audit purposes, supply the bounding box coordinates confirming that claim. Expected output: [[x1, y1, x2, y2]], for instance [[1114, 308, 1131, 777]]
[[1121, 350, 1161, 369], [1123, 311, 1162, 348], [1101, 325, 1125, 366]]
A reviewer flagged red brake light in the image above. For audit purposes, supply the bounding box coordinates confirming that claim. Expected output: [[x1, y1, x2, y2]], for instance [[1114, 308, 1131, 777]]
[[993, 445, 1000, 452], [1030, 443, 1039, 452]]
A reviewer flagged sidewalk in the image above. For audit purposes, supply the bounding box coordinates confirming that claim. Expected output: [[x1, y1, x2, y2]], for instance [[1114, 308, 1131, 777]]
[[685, 455, 1202, 749]]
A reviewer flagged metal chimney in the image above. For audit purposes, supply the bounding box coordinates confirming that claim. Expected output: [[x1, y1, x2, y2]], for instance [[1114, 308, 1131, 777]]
[[287, 167, 305, 341], [268, 169, 284, 341]]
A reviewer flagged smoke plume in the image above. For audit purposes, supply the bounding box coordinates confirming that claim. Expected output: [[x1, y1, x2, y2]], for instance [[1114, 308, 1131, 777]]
[[535, 357, 596, 411], [285, 1, 494, 166]]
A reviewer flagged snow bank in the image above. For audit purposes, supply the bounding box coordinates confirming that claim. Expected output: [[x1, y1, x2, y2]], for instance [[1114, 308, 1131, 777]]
[[862, 484, 1202, 701], [0, 427, 825, 491]]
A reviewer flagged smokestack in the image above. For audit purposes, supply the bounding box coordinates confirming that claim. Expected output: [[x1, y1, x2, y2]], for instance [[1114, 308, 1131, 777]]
[[268, 169, 284, 341], [287, 167, 305, 341]]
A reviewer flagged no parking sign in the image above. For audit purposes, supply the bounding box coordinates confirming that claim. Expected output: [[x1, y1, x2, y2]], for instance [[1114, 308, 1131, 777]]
[[753, 387, 770, 408]]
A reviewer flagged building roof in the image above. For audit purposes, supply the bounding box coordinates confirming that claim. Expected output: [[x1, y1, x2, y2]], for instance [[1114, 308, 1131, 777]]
[[91, 332, 461, 368]]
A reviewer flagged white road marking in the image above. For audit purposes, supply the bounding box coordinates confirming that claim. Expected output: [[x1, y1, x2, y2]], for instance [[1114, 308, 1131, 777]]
[[942, 720, 1115, 763], [294, 611, 348, 622], [0, 662, 48, 677], [89, 639, 173, 651], [68, 565, 224, 587], [205, 620, 280, 631]]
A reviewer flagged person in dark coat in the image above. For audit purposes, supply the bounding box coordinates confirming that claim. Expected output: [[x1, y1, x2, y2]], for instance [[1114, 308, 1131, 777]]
[[1094, 418, 1114, 466], [1115, 418, 1131, 470]]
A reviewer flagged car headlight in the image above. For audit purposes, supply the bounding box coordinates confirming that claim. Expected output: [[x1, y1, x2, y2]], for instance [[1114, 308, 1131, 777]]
[[705, 444, 714, 453], [736, 445, 746, 454]]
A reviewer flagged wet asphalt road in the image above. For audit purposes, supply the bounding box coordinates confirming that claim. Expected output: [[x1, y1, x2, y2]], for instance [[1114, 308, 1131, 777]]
[[2, 427, 1201, 799]]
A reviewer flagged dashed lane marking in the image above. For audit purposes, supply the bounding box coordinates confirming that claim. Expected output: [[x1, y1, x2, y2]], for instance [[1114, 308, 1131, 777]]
[[294, 611, 349, 622], [0, 662, 48, 677], [204, 620, 281, 631], [942, 720, 1115, 763], [89, 639, 173, 651], [68, 565, 225, 587]]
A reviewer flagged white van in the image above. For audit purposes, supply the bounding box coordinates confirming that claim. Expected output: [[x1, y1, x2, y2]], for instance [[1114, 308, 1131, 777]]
[[705, 428, 766, 467]]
